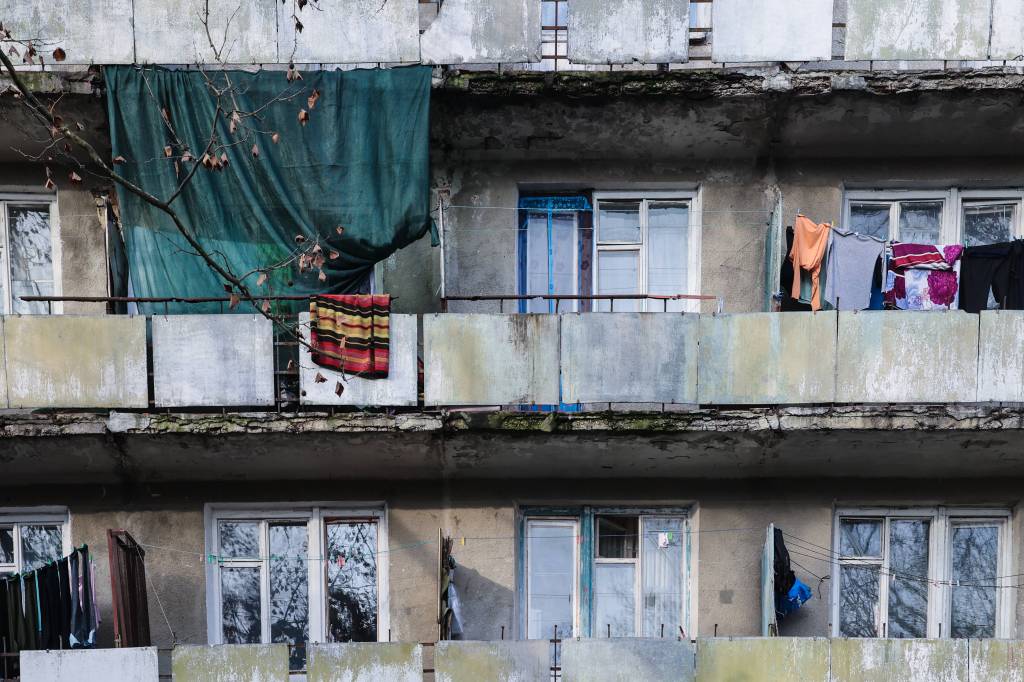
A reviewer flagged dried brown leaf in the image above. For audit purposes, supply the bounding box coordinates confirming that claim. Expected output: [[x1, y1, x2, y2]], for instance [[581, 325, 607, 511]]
[[328, 250, 340, 260], [223, 283, 233, 293], [163, 145, 173, 157], [251, 143, 260, 159], [256, 272, 268, 286], [228, 293, 240, 310], [314, 372, 327, 384], [220, 151, 229, 168], [335, 225, 345, 235], [113, 155, 127, 165], [229, 110, 241, 134], [52, 47, 66, 62], [334, 381, 344, 397], [287, 359, 295, 371], [318, 269, 327, 282], [261, 299, 271, 313], [44, 177, 56, 191], [294, 18, 304, 33], [68, 171, 82, 184], [181, 150, 193, 163], [312, 253, 325, 269], [295, 234, 307, 243], [201, 153, 213, 169], [307, 88, 320, 110], [298, 109, 309, 126], [271, 132, 280, 144], [311, 243, 322, 253]]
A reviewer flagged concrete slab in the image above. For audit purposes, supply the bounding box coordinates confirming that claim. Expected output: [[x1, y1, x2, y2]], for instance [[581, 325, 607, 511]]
[[836, 311, 979, 403], [277, 0, 420, 64], [434, 640, 550, 682], [968, 639, 1024, 681], [134, 0, 278, 64], [561, 313, 698, 404], [152, 314, 275, 408], [420, 0, 541, 65], [846, 0, 992, 60], [694, 637, 829, 682], [0, 0, 135, 65], [568, 0, 689, 64], [562, 638, 695, 682], [991, 0, 1024, 60], [307, 643, 422, 682], [697, 312, 837, 405], [298, 312, 417, 407], [171, 644, 289, 682], [4, 315, 148, 409], [424, 314, 559, 406], [978, 311, 1024, 401], [830, 639, 968, 682], [712, 0, 833, 62], [20, 647, 159, 682]]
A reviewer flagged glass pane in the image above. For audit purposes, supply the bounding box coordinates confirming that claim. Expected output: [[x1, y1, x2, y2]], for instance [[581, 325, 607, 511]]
[[839, 565, 880, 637], [641, 517, 684, 637], [525, 212, 549, 313], [221, 566, 261, 644], [269, 523, 308, 671], [551, 213, 577, 310], [594, 563, 636, 637], [963, 204, 1014, 247], [849, 204, 891, 240], [20, 525, 62, 571], [596, 250, 640, 312], [597, 516, 638, 559], [527, 522, 575, 641], [0, 527, 12, 564], [951, 525, 999, 638], [219, 521, 260, 559], [888, 520, 929, 638], [326, 521, 378, 643], [648, 203, 689, 312], [598, 201, 641, 243], [840, 519, 882, 557], [542, 1, 557, 25], [898, 201, 943, 243], [7, 206, 54, 315]]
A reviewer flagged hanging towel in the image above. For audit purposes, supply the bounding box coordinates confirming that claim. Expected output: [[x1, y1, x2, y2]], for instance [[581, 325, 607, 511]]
[[309, 295, 391, 378], [884, 243, 963, 310], [824, 229, 884, 310], [789, 216, 831, 311]]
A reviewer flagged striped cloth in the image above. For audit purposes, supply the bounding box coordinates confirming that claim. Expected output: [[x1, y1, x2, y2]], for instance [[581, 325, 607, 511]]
[[309, 294, 390, 378]]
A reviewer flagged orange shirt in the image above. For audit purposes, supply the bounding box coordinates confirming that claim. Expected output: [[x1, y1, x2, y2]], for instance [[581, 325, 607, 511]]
[[789, 215, 831, 311]]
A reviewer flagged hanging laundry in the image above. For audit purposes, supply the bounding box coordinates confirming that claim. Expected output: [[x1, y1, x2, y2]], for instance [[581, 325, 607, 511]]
[[884, 243, 964, 310], [772, 528, 810, 619], [823, 229, 884, 310], [959, 241, 1024, 313], [789, 215, 831, 311], [70, 546, 97, 649], [778, 226, 812, 312], [309, 294, 391, 378]]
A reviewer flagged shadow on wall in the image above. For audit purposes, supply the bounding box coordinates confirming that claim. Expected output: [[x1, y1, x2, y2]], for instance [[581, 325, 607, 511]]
[[450, 563, 515, 641]]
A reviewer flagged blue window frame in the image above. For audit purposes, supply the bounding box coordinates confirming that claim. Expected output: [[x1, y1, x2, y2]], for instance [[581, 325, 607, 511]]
[[517, 195, 592, 314]]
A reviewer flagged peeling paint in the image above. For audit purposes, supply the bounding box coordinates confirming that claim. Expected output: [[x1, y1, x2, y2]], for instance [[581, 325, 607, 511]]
[[420, 0, 540, 65], [568, 0, 689, 64]]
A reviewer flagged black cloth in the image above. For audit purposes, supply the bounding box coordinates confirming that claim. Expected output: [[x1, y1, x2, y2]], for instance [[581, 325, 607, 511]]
[[772, 528, 796, 618], [70, 547, 96, 649], [779, 226, 812, 312], [23, 575, 38, 651], [960, 240, 1024, 313], [39, 563, 63, 649], [57, 556, 72, 647]]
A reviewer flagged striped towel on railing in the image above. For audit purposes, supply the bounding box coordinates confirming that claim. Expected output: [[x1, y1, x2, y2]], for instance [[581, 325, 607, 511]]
[[309, 294, 390, 379]]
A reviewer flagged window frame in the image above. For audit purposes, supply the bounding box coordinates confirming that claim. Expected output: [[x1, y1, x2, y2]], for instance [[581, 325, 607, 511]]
[[831, 506, 1012, 639], [0, 194, 63, 315], [204, 503, 389, 661], [0, 507, 72, 575], [592, 190, 702, 313]]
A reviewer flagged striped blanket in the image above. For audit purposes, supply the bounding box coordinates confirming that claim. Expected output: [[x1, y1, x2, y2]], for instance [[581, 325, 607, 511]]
[[309, 294, 390, 378]]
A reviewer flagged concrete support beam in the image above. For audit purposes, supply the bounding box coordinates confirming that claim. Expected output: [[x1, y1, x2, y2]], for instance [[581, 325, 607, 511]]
[[134, 0, 278, 64], [695, 637, 829, 682], [562, 639, 695, 682], [307, 643, 422, 682], [434, 641, 550, 682], [712, 0, 833, 62], [830, 639, 968, 682], [277, 0, 421, 64], [568, 0, 689, 64], [846, 0, 993, 60], [20, 648, 159, 682], [420, 0, 541, 65], [171, 644, 289, 682]]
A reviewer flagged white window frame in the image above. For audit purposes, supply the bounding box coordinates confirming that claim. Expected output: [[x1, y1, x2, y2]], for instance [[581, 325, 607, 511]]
[[0, 194, 63, 315], [0, 506, 72, 574], [842, 188, 1024, 245], [524, 517, 580, 640], [592, 190, 702, 313], [204, 503, 389, 655], [831, 507, 1012, 639]]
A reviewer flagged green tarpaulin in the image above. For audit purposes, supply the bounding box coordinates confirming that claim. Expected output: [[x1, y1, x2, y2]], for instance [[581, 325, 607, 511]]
[[104, 65, 433, 313]]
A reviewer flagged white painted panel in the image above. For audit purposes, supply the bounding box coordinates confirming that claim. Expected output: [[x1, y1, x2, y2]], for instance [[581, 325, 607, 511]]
[[846, 0, 992, 60], [0, 0, 134, 64], [561, 313, 698, 404], [4, 315, 148, 409], [991, 0, 1024, 59], [836, 311, 979, 403], [298, 312, 417, 407], [135, 0, 278, 64], [153, 314, 275, 407], [277, 0, 420, 64], [977, 311, 1024, 402], [423, 314, 559, 406], [568, 0, 689, 64], [712, 0, 833, 62], [21, 648, 159, 682], [420, 0, 541, 64]]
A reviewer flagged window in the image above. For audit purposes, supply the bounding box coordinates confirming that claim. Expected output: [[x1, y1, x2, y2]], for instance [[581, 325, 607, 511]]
[[0, 509, 70, 575], [843, 189, 1023, 246], [593, 192, 699, 312], [521, 508, 689, 641], [832, 508, 1010, 639], [0, 197, 61, 315], [517, 195, 592, 313], [540, 0, 569, 71], [206, 505, 387, 672]]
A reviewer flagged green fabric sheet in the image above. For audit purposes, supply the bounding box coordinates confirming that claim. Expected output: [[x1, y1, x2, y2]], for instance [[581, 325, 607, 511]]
[[104, 65, 433, 313]]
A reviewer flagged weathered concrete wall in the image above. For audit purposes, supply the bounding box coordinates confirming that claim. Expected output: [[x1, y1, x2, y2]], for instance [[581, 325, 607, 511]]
[[830, 639, 968, 682], [968, 639, 1024, 681], [978, 311, 1024, 402], [172, 644, 289, 682], [134, 0, 278, 64], [712, 0, 833, 62], [420, 0, 540, 65], [698, 312, 836, 405], [423, 314, 559, 405], [990, 0, 1024, 59], [0, 0, 134, 64], [562, 639, 695, 682], [4, 315, 148, 408], [434, 640, 549, 682], [55, 183, 109, 315], [846, 0, 992, 60], [20, 647, 159, 682], [298, 312, 418, 407], [568, 0, 689, 64], [307, 643, 422, 682], [695, 637, 830, 682], [561, 313, 698, 404], [153, 314, 275, 407], [277, 0, 421, 64]]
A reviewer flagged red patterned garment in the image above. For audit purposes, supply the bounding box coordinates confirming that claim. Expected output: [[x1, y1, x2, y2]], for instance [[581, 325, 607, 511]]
[[309, 294, 390, 378]]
